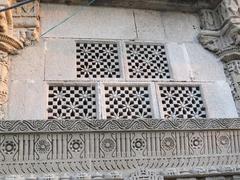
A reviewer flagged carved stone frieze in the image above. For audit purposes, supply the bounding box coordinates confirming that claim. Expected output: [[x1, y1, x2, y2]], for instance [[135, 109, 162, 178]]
[[0, 119, 240, 178], [1, 118, 240, 133]]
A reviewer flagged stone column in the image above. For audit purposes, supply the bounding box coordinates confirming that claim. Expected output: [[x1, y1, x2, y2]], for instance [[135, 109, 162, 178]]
[[198, 0, 240, 115]]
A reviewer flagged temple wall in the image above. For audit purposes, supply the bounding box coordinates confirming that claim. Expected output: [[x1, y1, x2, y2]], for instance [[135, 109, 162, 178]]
[[7, 4, 238, 120]]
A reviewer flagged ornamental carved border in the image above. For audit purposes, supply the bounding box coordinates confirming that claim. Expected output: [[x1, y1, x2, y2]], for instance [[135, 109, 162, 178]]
[[0, 119, 240, 178], [0, 118, 240, 133]]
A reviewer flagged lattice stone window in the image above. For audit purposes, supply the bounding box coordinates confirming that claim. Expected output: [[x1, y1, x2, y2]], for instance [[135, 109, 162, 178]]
[[104, 85, 153, 119], [76, 41, 121, 78], [48, 85, 97, 120], [158, 85, 207, 119], [126, 43, 171, 79]]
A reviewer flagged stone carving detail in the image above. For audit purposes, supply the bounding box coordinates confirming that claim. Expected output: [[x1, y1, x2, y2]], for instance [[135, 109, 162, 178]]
[[1, 139, 17, 155], [0, 54, 9, 120], [76, 41, 121, 78], [128, 170, 163, 180], [47, 85, 97, 120], [0, 55, 9, 104], [126, 43, 171, 79], [158, 85, 207, 119], [104, 85, 153, 119], [0, 0, 40, 120], [200, 0, 240, 31], [199, 0, 240, 57], [199, 1, 240, 115], [1, 118, 240, 133], [35, 139, 51, 154], [224, 60, 240, 115], [12, 0, 40, 46], [0, 118, 240, 176]]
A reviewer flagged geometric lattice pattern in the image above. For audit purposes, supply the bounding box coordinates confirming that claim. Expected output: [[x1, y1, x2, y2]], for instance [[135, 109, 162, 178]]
[[159, 85, 207, 119], [47, 85, 97, 120], [76, 42, 121, 78], [126, 43, 171, 79], [104, 86, 153, 119]]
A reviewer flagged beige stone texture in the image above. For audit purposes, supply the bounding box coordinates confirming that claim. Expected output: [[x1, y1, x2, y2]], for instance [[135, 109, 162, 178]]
[[41, 4, 136, 39], [44, 38, 76, 80]]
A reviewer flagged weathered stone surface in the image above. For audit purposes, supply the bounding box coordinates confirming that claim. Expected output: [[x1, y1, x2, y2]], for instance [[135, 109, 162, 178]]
[[184, 43, 226, 81], [44, 39, 76, 80], [41, 4, 136, 39], [202, 81, 238, 118], [10, 40, 45, 81], [133, 10, 166, 41], [162, 12, 200, 43], [8, 80, 46, 120], [166, 43, 191, 81], [41, 4, 201, 43]]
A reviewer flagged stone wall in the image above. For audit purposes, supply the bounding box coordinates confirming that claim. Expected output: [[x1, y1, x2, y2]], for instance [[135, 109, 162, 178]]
[[7, 4, 238, 120]]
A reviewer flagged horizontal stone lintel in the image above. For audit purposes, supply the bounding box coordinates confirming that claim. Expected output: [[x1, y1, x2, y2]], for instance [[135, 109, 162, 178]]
[[40, 0, 221, 12]]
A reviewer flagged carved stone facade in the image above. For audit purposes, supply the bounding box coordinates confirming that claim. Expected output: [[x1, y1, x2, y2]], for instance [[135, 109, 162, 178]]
[[0, 0, 40, 119], [199, 0, 240, 115], [0, 0, 240, 179]]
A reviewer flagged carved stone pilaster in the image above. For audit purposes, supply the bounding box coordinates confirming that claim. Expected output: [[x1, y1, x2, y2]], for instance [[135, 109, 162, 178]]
[[199, 0, 240, 115], [224, 60, 240, 115], [0, 0, 40, 119]]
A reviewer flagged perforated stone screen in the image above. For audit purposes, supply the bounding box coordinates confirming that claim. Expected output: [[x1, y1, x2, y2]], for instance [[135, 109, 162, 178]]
[[76, 41, 121, 78], [47, 40, 208, 120], [104, 85, 153, 119], [125, 43, 171, 79], [158, 85, 207, 119], [47, 85, 97, 120]]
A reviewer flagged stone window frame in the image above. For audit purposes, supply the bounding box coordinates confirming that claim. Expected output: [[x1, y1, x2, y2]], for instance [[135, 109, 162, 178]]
[[122, 41, 173, 82], [75, 39, 126, 81], [46, 82, 102, 120], [155, 82, 209, 119]]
